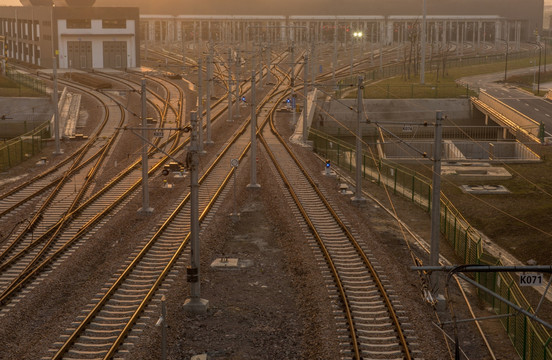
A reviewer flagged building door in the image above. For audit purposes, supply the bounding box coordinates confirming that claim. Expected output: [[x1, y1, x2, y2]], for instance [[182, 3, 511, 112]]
[[103, 41, 127, 69], [67, 41, 92, 69]]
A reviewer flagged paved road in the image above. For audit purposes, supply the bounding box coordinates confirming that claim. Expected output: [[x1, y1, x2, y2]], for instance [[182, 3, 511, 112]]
[[458, 67, 552, 136]]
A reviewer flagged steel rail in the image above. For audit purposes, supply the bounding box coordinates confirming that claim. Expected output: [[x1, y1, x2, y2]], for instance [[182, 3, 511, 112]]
[[51, 50, 289, 359]]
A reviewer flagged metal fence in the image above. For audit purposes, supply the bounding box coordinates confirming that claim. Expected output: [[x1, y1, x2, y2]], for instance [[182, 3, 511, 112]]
[[336, 49, 535, 93], [4, 67, 47, 96], [310, 128, 552, 359], [0, 120, 51, 171]]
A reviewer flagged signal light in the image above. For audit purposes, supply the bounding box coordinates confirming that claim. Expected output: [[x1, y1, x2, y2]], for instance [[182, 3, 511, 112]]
[[326, 160, 331, 168]]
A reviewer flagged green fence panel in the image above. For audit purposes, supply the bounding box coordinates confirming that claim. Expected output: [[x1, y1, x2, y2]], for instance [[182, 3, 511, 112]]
[[311, 111, 552, 360]]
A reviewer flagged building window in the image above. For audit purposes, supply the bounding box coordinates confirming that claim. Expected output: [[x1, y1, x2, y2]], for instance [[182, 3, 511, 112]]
[[34, 21, 40, 41], [66, 19, 91, 29], [102, 19, 126, 29]]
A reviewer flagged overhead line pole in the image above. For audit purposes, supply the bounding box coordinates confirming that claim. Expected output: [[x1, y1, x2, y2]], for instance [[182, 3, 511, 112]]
[[205, 42, 214, 145], [52, 54, 62, 155], [138, 79, 153, 214], [248, 70, 260, 189], [183, 111, 209, 314], [197, 58, 204, 153], [430, 111, 444, 294], [303, 54, 309, 144], [420, 0, 427, 84], [227, 49, 233, 122], [352, 76, 366, 205]]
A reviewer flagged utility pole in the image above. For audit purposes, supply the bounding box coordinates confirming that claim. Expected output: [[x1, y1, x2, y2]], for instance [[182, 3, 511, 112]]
[[333, 21, 337, 88], [138, 79, 153, 214], [235, 46, 241, 117], [197, 58, 204, 153], [52, 55, 62, 155], [370, 23, 375, 66], [181, 33, 186, 73], [259, 44, 264, 88], [205, 43, 214, 145], [183, 111, 209, 314], [227, 49, 233, 122], [311, 41, 316, 87], [379, 31, 383, 73], [430, 111, 444, 295], [420, 0, 427, 84], [290, 42, 296, 126], [248, 70, 260, 189], [504, 39, 509, 82], [352, 77, 366, 205], [303, 54, 309, 144], [266, 42, 272, 83]]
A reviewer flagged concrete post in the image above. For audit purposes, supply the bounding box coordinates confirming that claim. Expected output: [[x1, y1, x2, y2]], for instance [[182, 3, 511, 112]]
[[430, 111, 444, 295], [235, 46, 241, 117], [379, 22, 384, 72], [333, 21, 337, 87], [352, 76, 366, 205], [248, 70, 260, 189], [421, 0, 427, 84], [183, 111, 209, 314], [291, 42, 296, 126], [205, 43, 214, 145], [138, 79, 153, 214], [303, 54, 309, 144], [52, 55, 62, 155], [227, 49, 233, 122], [370, 23, 374, 66], [197, 58, 204, 153]]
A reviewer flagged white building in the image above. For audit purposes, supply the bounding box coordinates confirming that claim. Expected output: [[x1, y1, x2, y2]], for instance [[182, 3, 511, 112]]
[[0, 4, 140, 69]]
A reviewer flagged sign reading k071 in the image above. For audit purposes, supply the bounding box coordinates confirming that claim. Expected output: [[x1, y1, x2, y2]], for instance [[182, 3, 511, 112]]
[[519, 273, 543, 287]]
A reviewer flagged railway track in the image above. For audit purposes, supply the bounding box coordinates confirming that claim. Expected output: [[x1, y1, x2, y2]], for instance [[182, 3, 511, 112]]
[[0, 41, 276, 316], [2, 39, 499, 358], [44, 50, 288, 360], [253, 64, 417, 358], [0, 72, 186, 314], [44, 47, 420, 360]]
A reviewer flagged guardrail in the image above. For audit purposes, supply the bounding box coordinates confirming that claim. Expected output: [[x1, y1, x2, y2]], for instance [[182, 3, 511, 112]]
[[309, 128, 552, 360], [478, 91, 541, 139]]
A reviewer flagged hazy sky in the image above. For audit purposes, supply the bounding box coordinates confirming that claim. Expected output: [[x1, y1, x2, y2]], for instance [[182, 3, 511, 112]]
[[0, 0, 551, 8]]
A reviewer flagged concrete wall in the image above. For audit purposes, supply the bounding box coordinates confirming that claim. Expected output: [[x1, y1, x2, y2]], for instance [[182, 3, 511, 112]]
[[0, 97, 52, 139], [314, 98, 474, 137]]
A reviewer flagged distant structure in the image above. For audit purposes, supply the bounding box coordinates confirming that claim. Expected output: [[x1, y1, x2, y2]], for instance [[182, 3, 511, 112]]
[[0, 2, 139, 69], [95, 0, 543, 44]]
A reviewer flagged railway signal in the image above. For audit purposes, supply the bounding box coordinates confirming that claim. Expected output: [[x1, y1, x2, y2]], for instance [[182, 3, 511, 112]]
[[325, 159, 331, 175]]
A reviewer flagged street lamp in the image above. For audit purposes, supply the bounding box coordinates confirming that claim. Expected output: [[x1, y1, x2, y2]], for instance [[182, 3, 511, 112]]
[[350, 31, 363, 77], [530, 42, 543, 94], [501, 39, 509, 82]]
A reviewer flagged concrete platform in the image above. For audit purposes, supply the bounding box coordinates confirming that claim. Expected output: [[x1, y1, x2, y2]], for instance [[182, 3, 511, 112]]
[[442, 162, 512, 181], [210, 258, 253, 269], [211, 258, 239, 268], [460, 184, 510, 194]]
